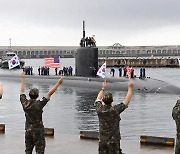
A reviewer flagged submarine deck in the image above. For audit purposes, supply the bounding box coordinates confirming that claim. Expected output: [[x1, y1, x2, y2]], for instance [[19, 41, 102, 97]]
[[0, 132, 174, 154], [0, 73, 180, 94]]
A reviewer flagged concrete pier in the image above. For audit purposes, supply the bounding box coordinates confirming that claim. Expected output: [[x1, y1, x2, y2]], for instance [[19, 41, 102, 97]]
[[99, 57, 180, 67], [0, 132, 174, 154]]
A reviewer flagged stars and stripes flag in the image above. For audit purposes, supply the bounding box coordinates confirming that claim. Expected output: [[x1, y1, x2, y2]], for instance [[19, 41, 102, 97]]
[[8, 55, 20, 69], [44, 57, 60, 68], [97, 62, 106, 78]]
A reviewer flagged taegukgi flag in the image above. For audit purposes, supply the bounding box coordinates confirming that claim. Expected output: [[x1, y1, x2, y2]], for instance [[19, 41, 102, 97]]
[[8, 55, 20, 69], [97, 62, 106, 78]]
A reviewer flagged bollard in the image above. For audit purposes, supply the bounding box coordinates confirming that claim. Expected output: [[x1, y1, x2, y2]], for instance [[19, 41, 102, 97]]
[[0, 124, 5, 133], [140, 135, 174, 146], [44, 128, 54, 136], [80, 131, 99, 140]]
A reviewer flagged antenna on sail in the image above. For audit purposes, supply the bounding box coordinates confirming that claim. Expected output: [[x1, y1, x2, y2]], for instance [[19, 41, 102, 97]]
[[80, 20, 86, 47], [9, 38, 11, 48], [9, 38, 13, 52], [83, 20, 85, 39]]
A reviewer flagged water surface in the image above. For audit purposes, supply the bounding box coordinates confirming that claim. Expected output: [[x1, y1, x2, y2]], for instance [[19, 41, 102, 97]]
[[0, 58, 179, 140]]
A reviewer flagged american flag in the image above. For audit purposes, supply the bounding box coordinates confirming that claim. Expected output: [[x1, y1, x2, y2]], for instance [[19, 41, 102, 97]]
[[44, 57, 60, 68]]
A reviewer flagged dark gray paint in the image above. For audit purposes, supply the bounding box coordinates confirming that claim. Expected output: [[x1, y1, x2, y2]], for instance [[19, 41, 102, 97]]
[[0, 74, 180, 94], [75, 47, 98, 77]]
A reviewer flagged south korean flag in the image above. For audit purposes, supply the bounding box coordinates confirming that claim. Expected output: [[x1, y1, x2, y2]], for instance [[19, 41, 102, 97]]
[[8, 55, 20, 69], [97, 62, 106, 78]]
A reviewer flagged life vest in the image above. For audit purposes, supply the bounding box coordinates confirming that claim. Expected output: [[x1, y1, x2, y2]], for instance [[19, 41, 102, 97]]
[[91, 37, 95, 43]]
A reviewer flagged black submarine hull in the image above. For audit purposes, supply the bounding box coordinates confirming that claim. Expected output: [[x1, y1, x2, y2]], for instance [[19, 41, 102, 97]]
[[0, 74, 179, 94]]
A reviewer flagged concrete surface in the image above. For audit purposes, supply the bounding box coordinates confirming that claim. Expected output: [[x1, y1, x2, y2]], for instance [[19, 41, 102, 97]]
[[0, 132, 174, 154]]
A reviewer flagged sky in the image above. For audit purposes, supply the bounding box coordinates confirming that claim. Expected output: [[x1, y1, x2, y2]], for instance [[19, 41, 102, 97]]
[[0, 0, 180, 46]]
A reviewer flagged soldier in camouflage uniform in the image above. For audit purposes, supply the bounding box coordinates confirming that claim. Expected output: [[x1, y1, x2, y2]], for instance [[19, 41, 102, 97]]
[[95, 80, 134, 154], [20, 72, 63, 154], [172, 99, 180, 154]]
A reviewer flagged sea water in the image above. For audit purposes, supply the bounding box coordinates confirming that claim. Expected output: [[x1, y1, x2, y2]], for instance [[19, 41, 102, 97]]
[[0, 58, 180, 140]]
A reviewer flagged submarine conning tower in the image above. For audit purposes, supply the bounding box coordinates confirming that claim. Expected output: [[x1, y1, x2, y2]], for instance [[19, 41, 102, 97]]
[[75, 21, 98, 77]]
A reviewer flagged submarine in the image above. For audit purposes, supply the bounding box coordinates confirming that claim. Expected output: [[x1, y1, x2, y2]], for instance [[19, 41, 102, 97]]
[[0, 74, 180, 95]]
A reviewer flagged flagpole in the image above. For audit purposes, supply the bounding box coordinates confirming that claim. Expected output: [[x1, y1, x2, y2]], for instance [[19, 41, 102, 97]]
[[104, 60, 107, 82], [59, 56, 61, 69], [105, 60, 107, 82], [105, 50, 107, 83]]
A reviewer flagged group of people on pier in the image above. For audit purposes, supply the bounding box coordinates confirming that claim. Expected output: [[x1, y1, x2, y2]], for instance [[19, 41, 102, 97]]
[[38, 66, 50, 76], [109, 65, 147, 79], [56, 66, 73, 76], [110, 65, 135, 78], [139, 67, 146, 78], [37, 66, 73, 76], [23, 66, 34, 75], [24, 64, 145, 80]]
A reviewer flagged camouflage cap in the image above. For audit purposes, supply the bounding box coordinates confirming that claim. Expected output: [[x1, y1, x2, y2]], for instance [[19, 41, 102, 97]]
[[103, 92, 113, 104], [29, 88, 39, 98]]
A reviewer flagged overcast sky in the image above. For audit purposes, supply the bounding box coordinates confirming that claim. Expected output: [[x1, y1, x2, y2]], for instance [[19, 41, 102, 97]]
[[0, 0, 180, 46]]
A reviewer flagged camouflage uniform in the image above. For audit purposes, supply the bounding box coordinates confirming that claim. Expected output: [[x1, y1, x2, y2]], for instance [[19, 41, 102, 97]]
[[20, 93, 50, 154], [95, 100, 127, 154], [172, 99, 180, 154]]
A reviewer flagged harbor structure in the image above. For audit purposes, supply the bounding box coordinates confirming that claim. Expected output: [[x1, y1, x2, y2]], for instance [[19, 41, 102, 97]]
[[0, 44, 180, 67], [0, 44, 180, 59]]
